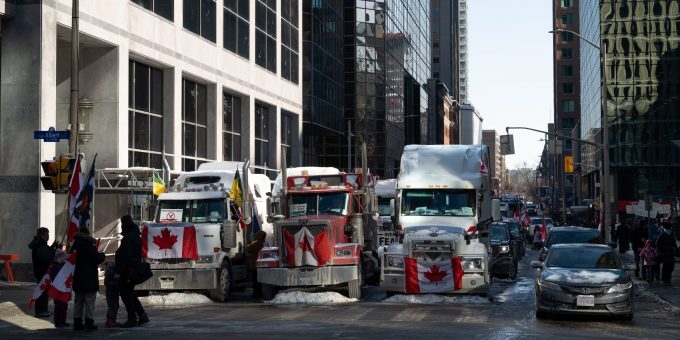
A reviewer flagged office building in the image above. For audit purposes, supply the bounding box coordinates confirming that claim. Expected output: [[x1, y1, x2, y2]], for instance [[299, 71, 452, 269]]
[[483, 130, 502, 194], [431, 0, 460, 102], [458, 0, 468, 101]]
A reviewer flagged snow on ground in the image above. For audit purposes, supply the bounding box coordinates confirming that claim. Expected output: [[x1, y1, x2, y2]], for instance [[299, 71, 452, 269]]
[[384, 294, 490, 304], [267, 291, 358, 305], [139, 293, 213, 306]]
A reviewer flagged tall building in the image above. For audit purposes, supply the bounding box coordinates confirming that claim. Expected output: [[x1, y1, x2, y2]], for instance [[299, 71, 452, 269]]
[[552, 0, 580, 209], [343, 0, 431, 178], [430, 0, 460, 102], [301, 1, 345, 169], [458, 0, 469, 101], [580, 1, 680, 207], [483, 130, 502, 194], [0, 0, 302, 277]]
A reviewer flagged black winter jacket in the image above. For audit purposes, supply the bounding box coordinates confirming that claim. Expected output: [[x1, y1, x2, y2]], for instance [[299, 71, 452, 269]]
[[630, 226, 649, 251], [115, 222, 142, 281], [28, 237, 54, 280], [71, 232, 106, 292], [656, 230, 678, 263]]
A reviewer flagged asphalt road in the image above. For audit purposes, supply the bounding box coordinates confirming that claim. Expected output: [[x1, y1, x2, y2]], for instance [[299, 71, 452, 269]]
[[2, 248, 679, 339]]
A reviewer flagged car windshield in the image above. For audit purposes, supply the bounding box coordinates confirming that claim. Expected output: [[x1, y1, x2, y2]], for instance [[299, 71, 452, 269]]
[[157, 199, 227, 223], [505, 221, 521, 237], [545, 230, 601, 248], [490, 224, 510, 242], [401, 189, 476, 217], [546, 247, 620, 269], [289, 192, 349, 216]]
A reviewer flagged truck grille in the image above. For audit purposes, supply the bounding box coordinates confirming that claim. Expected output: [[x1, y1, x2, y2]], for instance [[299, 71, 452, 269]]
[[560, 285, 607, 296], [280, 224, 330, 266], [282, 224, 327, 236]]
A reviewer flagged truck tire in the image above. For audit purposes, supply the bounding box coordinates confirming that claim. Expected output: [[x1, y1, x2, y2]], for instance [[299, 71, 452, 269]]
[[261, 283, 278, 300], [347, 265, 363, 300], [208, 262, 232, 302]]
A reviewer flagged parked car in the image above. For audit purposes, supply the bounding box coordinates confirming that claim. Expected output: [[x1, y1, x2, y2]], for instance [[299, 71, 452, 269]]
[[490, 222, 519, 280], [538, 226, 602, 262], [532, 244, 634, 320], [503, 218, 526, 259]]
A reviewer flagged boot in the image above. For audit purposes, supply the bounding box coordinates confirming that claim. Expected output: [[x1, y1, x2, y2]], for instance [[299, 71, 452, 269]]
[[73, 317, 84, 331], [105, 316, 120, 328], [120, 319, 138, 328], [137, 313, 150, 326], [84, 318, 98, 331]]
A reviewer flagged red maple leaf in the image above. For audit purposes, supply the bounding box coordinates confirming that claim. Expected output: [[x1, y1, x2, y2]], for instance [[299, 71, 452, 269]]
[[153, 228, 178, 250], [423, 265, 447, 284], [298, 237, 312, 253], [64, 273, 74, 289], [39, 278, 52, 291]]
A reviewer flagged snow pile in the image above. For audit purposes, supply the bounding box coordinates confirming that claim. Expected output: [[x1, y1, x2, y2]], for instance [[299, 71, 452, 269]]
[[545, 270, 620, 284], [384, 294, 490, 304], [140, 293, 212, 306], [268, 291, 358, 304]]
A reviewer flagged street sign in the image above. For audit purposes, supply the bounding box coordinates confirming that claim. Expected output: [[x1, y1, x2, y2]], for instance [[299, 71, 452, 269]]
[[500, 134, 515, 155], [34, 127, 69, 142]]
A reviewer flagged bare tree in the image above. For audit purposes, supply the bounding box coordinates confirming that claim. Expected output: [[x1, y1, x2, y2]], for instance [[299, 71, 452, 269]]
[[516, 162, 537, 201]]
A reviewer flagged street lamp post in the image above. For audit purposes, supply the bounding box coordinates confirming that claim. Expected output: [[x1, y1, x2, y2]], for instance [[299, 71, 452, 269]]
[[549, 28, 611, 244]]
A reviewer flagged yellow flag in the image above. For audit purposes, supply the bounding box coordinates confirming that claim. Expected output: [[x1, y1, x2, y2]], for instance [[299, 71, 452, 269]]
[[153, 172, 166, 196], [230, 170, 243, 208]]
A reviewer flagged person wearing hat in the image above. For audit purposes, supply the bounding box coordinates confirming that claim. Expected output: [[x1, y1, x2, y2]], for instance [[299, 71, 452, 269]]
[[71, 226, 106, 330], [28, 227, 55, 318]]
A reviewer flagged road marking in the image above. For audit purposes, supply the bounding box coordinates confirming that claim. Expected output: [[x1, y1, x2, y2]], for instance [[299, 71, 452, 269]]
[[454, 313, 488, 323], [268, 308, 312, 321], [391, 308, 428, 321]]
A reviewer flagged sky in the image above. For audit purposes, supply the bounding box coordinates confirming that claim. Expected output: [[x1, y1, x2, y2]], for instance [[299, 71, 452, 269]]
[[467, 0, 554, 170]]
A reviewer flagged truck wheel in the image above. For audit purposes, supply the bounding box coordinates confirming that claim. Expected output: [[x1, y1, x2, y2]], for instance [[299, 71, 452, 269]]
[[347, 265, 363, 300], [208, 263, 232, 302], [261, 283, 278, 300]]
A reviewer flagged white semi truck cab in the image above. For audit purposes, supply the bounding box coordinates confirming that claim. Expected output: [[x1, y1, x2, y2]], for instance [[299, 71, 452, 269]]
[[380, 145, 500, 296]]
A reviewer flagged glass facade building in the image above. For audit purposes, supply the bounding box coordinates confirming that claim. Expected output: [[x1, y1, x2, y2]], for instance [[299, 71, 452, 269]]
[[580, 0, 680, 202]]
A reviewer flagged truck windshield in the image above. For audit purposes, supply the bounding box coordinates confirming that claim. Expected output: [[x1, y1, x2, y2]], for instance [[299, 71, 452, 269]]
[[401, 189, 475, 217], [377, 197, 393, 216], [157, 199, 227, 223], [289, 192, 349, 216]]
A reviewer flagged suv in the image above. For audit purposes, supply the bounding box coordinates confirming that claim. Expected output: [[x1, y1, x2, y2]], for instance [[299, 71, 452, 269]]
[[538, 226, 602, 261], [503, 219, 525, 259], [525, 203, 537, 216], [489, 222, 519, 280]]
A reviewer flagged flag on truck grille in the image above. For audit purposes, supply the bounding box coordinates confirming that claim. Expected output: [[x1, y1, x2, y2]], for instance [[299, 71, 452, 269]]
[[405, 257, 463, 294], [48, 251, 77, 304], [67, 154, 83, 242], [142, 225, 199, 260], [283, 226, 331, 266]]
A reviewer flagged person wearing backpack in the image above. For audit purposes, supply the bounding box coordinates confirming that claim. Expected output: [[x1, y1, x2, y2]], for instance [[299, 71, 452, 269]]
[[114, 215, 149, 328]]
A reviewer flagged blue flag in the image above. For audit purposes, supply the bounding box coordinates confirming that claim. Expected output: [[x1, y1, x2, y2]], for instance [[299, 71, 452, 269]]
[[73, 155, 96, 231]]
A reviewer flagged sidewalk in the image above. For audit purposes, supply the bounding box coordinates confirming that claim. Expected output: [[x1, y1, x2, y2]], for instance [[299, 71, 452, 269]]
[[619, 250, 680, 312]]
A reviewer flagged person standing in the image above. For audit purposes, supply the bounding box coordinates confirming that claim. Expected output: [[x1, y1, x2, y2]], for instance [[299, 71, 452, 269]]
[[656, 222, 679, 286], [28, 227, 55, 318], [48, 249, 69, 328], [617, 219, 631, 254], [104, 261, 120, 327], [115, 215, 149, 328], [630, 219, 649, 279], [71, 226, 106, 331]]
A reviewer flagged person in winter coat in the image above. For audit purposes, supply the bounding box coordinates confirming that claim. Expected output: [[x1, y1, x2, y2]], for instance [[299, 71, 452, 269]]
[[28, 227, 55, 317], [630, 219, 649, 279], [640, 240, 659, 285], [656, 222, 679, 286], [48, 249, 69, 328], [104, 262, 120, 327], [115, 215, 149, 328], [245, 231, 267, 298], [617, 220, 631, 254], [71, 226, 105, 331]]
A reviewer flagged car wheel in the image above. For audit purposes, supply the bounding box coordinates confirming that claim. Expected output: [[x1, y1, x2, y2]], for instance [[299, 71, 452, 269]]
[[509, 261, 518, 280]]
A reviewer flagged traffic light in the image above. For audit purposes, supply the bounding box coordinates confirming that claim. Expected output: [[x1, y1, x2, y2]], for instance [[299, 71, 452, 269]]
[[564, 155, 574, 173], [40, 156, 76, 192]]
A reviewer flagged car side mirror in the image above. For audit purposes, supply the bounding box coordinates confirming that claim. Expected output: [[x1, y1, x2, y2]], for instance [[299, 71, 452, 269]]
[[530, 260, 542, 268]]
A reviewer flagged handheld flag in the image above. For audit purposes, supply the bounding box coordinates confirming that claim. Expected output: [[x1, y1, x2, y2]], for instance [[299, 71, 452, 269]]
[[153, 171, 166, 196], [48, 251, 77, 303], [29, 266, 53, 309], [72, 155, 96, 232], [230, 170, 243, 208], [67, 155, 83, 242]]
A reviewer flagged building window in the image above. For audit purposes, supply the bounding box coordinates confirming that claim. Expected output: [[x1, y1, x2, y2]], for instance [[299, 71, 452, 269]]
[[561, 117, 576, 130], [223, 93, 242, 162], [184, 0, 216, 42], [224, 0, 249, 59], [254, 103, 270, 169], [281, 111, 293, 167], [560, 31, 573, 42], [561, 100, 575, 113], [131, 0, 174, 20], [255, 0, 277, 72], [560, 65, 573, 76], [560, 48, 573, 59], [560, 0, 572, 7], [562, 82, 574, 94], [560, 13, 573, 25], [281, 0, 299, 83], [182, 79, 208, 171], [129, 60, 164, 168]]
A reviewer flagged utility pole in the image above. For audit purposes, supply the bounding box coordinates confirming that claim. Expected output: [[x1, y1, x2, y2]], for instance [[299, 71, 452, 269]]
[[68, 0, 80, 155], [347, 120, 353, 172]]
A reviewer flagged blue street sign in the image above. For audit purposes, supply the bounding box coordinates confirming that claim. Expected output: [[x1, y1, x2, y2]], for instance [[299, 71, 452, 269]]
[[34, 127, 70, 142]]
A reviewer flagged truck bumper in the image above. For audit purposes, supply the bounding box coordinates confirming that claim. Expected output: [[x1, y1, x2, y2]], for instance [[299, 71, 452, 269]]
[[135, 268, 216, 291], [257, 266, 358, 287], [381, 271, 489, 295]]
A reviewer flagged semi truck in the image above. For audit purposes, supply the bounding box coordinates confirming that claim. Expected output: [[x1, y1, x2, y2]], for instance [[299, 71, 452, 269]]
[[380, 144, 500, 296], [136, 161, 271, 302], [257, 145, 379, 299]]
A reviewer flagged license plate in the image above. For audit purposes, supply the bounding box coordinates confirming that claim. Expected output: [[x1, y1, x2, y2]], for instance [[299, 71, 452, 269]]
[[576, 295, 595, 307], [159, 277, 175, 289]]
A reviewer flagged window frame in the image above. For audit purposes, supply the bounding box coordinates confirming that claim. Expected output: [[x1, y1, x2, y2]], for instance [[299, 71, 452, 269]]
[[223, 0, 250, 59], [131, 0, 174, 21], [129, 60, 164, 169], [223, 92, 242, 162], [182, 78, 209, 171], [183, 0, 217, 43], [255, 0, 277, 73]]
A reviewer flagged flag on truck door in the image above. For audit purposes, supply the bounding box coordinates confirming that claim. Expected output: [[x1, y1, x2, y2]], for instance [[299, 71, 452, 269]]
[[48, 251, 77, 304], [142, 225, 199, 260], [283, 227, 331, 266], [405, 257, 463, 294]]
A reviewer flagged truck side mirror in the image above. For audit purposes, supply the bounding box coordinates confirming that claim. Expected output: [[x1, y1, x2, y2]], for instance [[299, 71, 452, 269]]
[[491, 199, 501, 222], [389, 198, 397, 225]]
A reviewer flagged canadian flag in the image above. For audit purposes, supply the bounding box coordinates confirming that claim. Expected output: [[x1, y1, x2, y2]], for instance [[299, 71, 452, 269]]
[[480, 161, 488, 175], [541, 214, 548, 241], [28, 266, 53, 308], [48, 251, 77, 304], [405, 257, 463, 294], [513, 210, 521, 221], [283, 227, 331, 267], [142, 225, 199, 260], [523, 212, 531, 226]]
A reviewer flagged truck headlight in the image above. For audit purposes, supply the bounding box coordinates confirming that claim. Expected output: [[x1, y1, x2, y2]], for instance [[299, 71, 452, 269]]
[[386, 255, 404, 269], [607, 282, 632, 293], [462, 258, 483, 270], [537, 278, 562, 291], [500, 245, 510, 254], [335, 249, 352, 257]]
